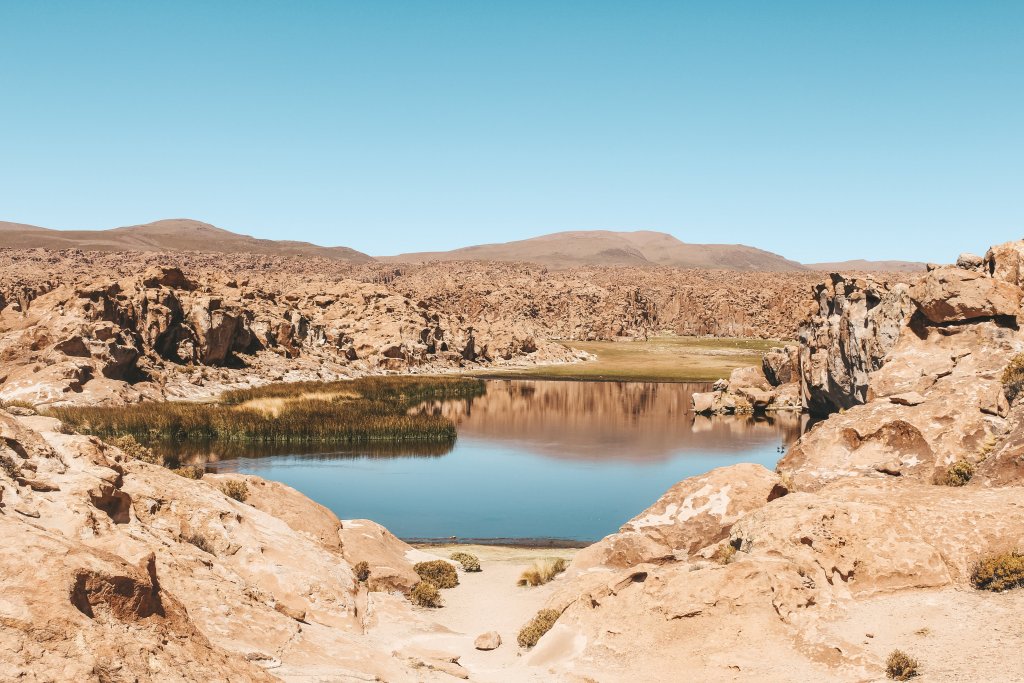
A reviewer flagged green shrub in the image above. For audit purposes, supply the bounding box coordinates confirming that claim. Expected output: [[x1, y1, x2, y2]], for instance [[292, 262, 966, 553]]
[[450, 551, 481, 572], [517, 558, 568, 587], [172, 465, 205, 479], [1002, 354, 1024, 403], [410, 581, 442, 607], [354, 561, 370, 582], [938, 459, 974, 487], [971, 551, 1024, 591], [414, 560, 459, 589], [220, 479, 249, 503], [885, 649, 919, 680], [184, 533, 214, 554], [517, 608, 560, 648]]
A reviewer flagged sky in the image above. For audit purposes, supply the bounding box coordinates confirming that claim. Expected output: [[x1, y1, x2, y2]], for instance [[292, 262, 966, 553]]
[[1, 1, 1022, 262]]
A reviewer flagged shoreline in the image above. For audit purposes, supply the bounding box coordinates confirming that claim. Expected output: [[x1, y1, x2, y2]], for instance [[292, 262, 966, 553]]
[[407, 537, 593, 549]]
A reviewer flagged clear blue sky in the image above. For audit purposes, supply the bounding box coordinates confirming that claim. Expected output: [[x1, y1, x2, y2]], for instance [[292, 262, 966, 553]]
[[1, 1, 1021, 262]]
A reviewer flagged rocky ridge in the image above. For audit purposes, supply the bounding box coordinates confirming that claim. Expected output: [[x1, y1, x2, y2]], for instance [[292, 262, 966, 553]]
[[0, 248, 902, 405]]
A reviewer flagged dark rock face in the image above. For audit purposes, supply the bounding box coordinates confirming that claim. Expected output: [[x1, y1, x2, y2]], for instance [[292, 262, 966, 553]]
[[797, 274, 915, 416]]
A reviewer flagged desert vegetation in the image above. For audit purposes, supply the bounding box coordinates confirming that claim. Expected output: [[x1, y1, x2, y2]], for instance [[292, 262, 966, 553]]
[[49, 376, 485, 448], [354, 561, 371, 582], [183, 532, 214, 555], [219, 480, 249, 503], [449, 551, 481, 572], [172, 465, 205, 479], [410, 581, 442, 608], [517, 558, 568, 587], [885, 649, 919, 680], [937, 458, 974, 487], [517, 608, 560, 648], [1002, 354, 1024, 403], [414, 560, 459, 589], [970, 551, 1024, 591]]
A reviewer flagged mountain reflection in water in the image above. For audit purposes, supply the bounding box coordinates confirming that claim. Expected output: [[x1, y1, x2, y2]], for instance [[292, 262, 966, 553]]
[[199, 380, 806, 542]]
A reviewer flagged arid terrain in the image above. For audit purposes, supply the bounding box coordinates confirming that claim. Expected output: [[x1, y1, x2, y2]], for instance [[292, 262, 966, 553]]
[[4, 231, 1024, 682]]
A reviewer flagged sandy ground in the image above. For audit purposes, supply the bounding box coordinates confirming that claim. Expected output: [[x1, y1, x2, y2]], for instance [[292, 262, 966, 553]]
[[824, 588, 1024, 682], [401, 544, 579, 682]]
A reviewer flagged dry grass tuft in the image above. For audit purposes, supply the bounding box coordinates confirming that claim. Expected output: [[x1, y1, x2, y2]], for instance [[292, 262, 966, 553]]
[[108, 435, 160, 464], [517, 558, 568, 587], [937, 458, 974, 487], [517, 608, 560, 648], [184, 533, 214, 554], [450, 551, 481, 572], [220, 479, 249, 503], [414, 560, 459, 589], [885, 649, 919, 680], [971, 551, 1024, 592], [1003, 354, 1024, 403], [354, 561, 370, 582], [171, 465, 205, 479], [410, 581, 442, 607], [0, 453, 21, 480]]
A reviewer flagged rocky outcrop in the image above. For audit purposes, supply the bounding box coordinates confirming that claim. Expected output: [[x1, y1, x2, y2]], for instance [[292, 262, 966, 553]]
[[910, 267, 1021, 324], [0, 409, 465, 682], [692, 364, 802, 415], [797, 274, 916, 416]]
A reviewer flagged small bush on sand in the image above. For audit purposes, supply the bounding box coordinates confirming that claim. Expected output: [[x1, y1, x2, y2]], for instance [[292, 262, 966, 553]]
[[937, 459, 974, 487], [109, 435, 160, 464], [885, 649, 919, 680], [410, 581, 442, 607], [971, 551, 1024, 591], [1002, 354, 1024, 403], [517, 558, 568, 587], [220, 479, 249, 503], [354, 561, 371, 582], [711, 543, 737, 565], [0, 453, 21, 480], [414, 560, 459, 588], [172, 465, 205, 480], [184, 533, 214, 555], [517, 608, 560, 648], [450, 551, 481, 572]]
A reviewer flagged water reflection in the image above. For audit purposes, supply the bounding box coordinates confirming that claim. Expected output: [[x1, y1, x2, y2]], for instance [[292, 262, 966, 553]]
[[196, 380, 806, 541], [414, 380, 804, 461]]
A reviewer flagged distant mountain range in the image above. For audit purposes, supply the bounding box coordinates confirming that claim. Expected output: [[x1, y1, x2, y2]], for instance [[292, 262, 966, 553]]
[[0, 219, 925, 272], [0, 219, 374, 263]]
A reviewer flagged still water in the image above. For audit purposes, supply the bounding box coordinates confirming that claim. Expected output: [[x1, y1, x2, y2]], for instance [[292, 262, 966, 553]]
[[204, 380, 804, 543]]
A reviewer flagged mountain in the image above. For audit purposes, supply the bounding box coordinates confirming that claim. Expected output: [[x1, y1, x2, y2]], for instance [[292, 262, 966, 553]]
[[804, 259, 926, 273], [0, 219, 373, 263], [382, 230, 807, 271]]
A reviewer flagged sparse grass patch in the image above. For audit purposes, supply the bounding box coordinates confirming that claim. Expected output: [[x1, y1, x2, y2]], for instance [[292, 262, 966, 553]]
[[450, 551, 481, 572], [1002, 354, 1024, 403], [414, 560, 459, 589], [184, 533, 214, 554], [937, 458, 974, 487], [0, 399, 36, 412], [354, 561, 370, 582], [517, 608, 560, 648], [410, 581, 442, 607], [885, 649, 919, 680], [970, 551, 1024, 592], [171, 465, 204, 479], [517, 558, 568, 587], [711, 543, 737, 565], [220, 479, 249, 503]]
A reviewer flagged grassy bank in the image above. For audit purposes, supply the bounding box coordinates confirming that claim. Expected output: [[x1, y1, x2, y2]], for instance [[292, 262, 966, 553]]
[[51, 376, 485, 446], [478, 336, 783, 383]]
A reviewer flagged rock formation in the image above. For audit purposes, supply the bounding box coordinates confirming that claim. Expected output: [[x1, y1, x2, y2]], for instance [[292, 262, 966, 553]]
[[1, 247, 914, 405]]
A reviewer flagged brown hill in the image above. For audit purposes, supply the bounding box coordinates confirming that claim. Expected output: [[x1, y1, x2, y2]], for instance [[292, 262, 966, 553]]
[[805, 259, 926, 272], [0, 218, 373, 262], [383, 230, 807, 271]]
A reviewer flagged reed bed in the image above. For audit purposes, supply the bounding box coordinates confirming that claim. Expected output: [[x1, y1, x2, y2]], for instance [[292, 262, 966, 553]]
[[50, 376, 485, 447]]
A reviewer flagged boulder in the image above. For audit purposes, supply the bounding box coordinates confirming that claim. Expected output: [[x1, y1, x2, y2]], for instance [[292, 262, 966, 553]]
[[910, 267, 1021, 324], [474, 631, 502, 650], [569, 463, 782, 572], [762, 345, 798, 386], [956, 252, 984, 270]]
